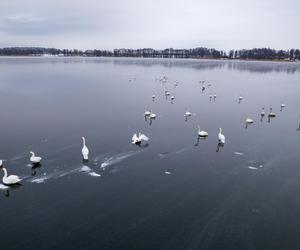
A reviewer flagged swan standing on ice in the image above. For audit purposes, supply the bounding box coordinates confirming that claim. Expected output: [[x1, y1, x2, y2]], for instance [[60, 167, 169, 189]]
[[197, 125, 208, 137], [81, 137, 89, 161], [280, 102, 285, 111], [150, 110, 157, 119], [0, 161, 22, 185], [171, 96, 175, 100], [152, 94, 156, 100], [185, 110, 192, 117], [268, 108, 276, 117], [238, 95, 243, 103], [132, 132, 149, 145], [246, 117, 254, 124], [261, 107, 265, 116], [213, 93, 217, 100], [30, 151, 42, 164], [144, 110, 151, 116], [218, 128, 225, 144]]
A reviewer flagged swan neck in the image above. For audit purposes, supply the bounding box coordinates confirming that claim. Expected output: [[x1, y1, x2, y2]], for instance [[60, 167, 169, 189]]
[[3, 168, 7, 178], [82, 138, 86, 146]]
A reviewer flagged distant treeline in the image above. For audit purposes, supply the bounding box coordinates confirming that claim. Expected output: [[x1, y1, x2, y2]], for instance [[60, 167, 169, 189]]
[[0, 47, 299, 61]]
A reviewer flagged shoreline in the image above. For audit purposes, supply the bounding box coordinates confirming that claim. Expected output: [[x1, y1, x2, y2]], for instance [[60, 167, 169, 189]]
[[0, 55, 297, 63]]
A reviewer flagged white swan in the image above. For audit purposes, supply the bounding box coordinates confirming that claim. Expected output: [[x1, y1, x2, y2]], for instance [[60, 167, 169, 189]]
[[150, 110, 156, 119], [144, 110, 151, 116], [81, 137, 89, 160], [239, 95, 243, 101], [165, 90, 171, 96], [261, 107, 265, 116], [218, 128, 225, 144], [246, 117, 254, 124], [132, 132, 149, 144], [213, 93, 217, 99], [30, 151, 42, 164], [268, 108, 276, 117], [2, 167, 22, 185], [281, 103, 285, 108], [171, 96, 175, 100], [152, 94, 156, 99], [198, 125, 208, 137], [185, 110, 192, 117]]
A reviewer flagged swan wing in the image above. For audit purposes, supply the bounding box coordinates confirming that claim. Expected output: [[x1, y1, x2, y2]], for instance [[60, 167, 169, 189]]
[[32, 156, 42, 162], [140, 134, 149, 141], [5, 175, 21, 184], [82, 146, 89, 156], [132, 134, 138, 142]]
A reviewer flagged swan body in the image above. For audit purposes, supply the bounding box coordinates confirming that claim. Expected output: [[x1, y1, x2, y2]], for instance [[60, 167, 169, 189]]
[[2, 167, 22, 185], [218, 128, 225, 144], [30, 151, 42, 164], [152, 94, 156, 99], [246, 117, 254, 124], [185, 111, 192, 117], [261, 108, 265, 116], [150, 110, 156, 119], [239, 95, 243, 100], [165, 91, 171, 96], [281, 103, 285, 108], [198, 125, 208, 137], [144, 110, 151, 116], [81, 137, 89, 160], [213, 94, 217, 98], [171, 96, 175, 100], [132, 132, 149, 144], [268, 108, 276, 117]]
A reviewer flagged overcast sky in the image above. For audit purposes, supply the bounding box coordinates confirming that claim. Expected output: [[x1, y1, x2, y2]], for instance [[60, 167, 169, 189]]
[[0, 0, 299, 50]]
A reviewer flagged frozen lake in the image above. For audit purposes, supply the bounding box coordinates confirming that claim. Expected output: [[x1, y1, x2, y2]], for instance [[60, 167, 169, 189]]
[[0, 57, 300, 250]]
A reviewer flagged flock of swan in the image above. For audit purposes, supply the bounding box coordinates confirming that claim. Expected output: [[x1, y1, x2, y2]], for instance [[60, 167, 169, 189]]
[[0, 75, 291, 186]]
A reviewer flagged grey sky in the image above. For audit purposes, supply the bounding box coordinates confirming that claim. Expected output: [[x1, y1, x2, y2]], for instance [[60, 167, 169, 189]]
[[0, 0, 299, 50]]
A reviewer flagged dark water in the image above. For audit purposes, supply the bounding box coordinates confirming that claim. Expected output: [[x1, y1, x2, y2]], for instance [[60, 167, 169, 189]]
[[0, 57, 300, 250]]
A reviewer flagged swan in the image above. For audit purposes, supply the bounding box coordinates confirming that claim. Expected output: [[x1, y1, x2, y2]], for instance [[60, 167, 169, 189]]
[[268, 108, 276, 117], [218, 128, 225, 144], [198, 125, 208, 137], [2, 167, 22, 185], [209, 94, 213, 100], [213, 93, 217, 99], [152, 94, 156, 99], [246, 117, 254, 124], [261, 107, 265, 116], [281, 103, 285, 108], [30, 151, 42, 164], [132, 132, 149, 145], [81, 137, 89, 161], [239, 95, 243, 101], [171, 96, 175, 100], [150, 110, 156, 119], [185, 110, 192, 117], [165, 90, 171, 96], [144, 110, 151, 116]]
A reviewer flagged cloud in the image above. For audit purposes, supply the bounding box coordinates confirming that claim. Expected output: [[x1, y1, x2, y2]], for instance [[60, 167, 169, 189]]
[[0, 0, 299, 50]]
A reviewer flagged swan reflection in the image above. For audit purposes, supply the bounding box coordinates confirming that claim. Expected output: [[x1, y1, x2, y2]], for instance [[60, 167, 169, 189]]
[[216, 142, 225, 152]]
